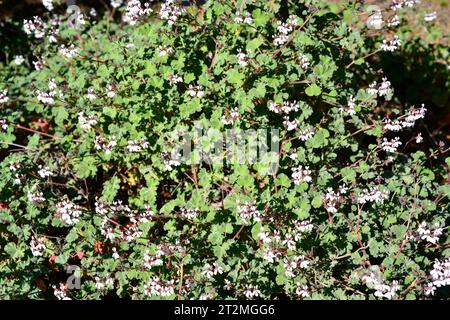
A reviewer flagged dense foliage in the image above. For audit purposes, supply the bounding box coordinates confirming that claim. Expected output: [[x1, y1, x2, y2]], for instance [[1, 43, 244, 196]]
[[0, 0, 449, 300]]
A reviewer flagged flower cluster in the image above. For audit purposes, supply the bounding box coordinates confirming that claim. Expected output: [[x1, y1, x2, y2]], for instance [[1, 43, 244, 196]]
[[78, 112, 97, 130], [180, 208, 199, 219], [162, 151, 181, 171], [36, 78, 61, 104], [23, 16, 46, 39], [38, 165, 53, 178], [283, 117, 299, 131], [268, 101, 299, 114], [391, 0, 421, 11], [424, 12, 437, 23], [126, 138, 150, 152], [295, 283, 310, 298], [357, 187, 389, 205], [368, 77, 393, 97], [27, 187, 45, 205], [273, 15, 298, 45], [10, 161, 22, 184], [33, 57, 46, 71], [222, 107, 240, 125], [202, 262, 224, 279], [236, 49, 250, 67], [144, 277, 175, 297], [187, 84, 205, 98], [237, 200, 261, 224], [340, 95, 357, 116], [144, 249, 164, 268], [94, 275, 115, 291], [107, 84, 116, 98], [86, 87, 96, 100], [59, 44, 78, 59], [0, 89, 8, 104], [160, 0, 185, 26], [381, 35, 401, 52], [94, 135, 117, 154], [111, 0, 123, 8], [298, 127, 315, 141], [425, 257, 450, 296], [387, 15, 401, 27], [284, 255, 309, 277], [43, 0, 54, 11], [14, 55, 25, 65], [234, 11, 253, 24], [30, 236, 46, 256], [292, 165, 312, 185], [243, 284, 261, 299], [123, 0, 153, 26], [414, 222, 444, 244], [298, 53, 310, 69], [158, 46, 174, 57], [53, 283, 71, 300], [56, 200, 83, 225], [381, 137, 402, 153], [361, 268, 401, 299], [0, 119, 8, 131], [168, 74, 183, 85], [323, 186, 347, 213]]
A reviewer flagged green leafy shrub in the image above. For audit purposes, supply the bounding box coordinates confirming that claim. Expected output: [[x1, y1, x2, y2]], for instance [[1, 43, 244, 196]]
[[0, 0, 449, 300]]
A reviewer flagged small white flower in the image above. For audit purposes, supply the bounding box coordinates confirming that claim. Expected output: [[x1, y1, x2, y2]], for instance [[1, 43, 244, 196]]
[[415, 133, 423, 143], [59, 44, 78, 59], [107, 84, 116, 98], [110, 0, 123, 8], [387, 15, 400, 27], [78, 112, 97, 130], [296, 283, 310, 298], [186, 84, 205, 98], [86, 87, 96, 100], [14, 55, 25, 65], [243, 285, 261, 299], [158, 46, 174, 57], [340, 95, 356, 115], [298, 53, 310, 69], [38, 165, 53, 178], [236, 49, 249, 67], [23, 16, 46, 39], [53, 283, 71, 300], [126, 138, 150, 152], [0, 119, 8, 131], [43, 0, 54, 11], [180, 208, 199, 219], [168, 74, 183, 85], [367, 10, 383, 29], [273, 15, 298, 45], [298, 127, 315, 141], [237, 200, 261, 225], [283, 117, 299, 131], [33, 58, 46, 71], [30, 236, 46, 256], [424, 12, 437, 22], [0, 89, 9, 104]]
